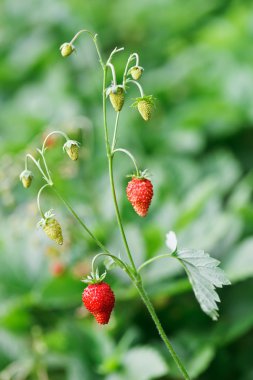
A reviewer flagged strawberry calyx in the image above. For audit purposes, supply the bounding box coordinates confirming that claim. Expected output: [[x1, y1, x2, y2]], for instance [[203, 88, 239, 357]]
[[131, 95, 155, 108], [126, 169, 151, 180], [81, 268, 107, 285], [20, 169, 33, 181], [63, 139, 80, 151], [105, 84, 124, 97], [37, 209, 55, 228]]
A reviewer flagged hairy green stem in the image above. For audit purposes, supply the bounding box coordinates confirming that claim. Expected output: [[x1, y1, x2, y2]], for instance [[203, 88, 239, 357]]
[[136, 283, 190, 380], [42, 130, 69, 153], [37, 184, 51, 218], [123, 52, 139, 86], [102, 64, 137, 273], [138, 253, 174, 272], [112, 148, 139, 176], [108, 155, 138, 273], [107, 62, 117, 86], [53, 187, 112, 257], [111, 112, 120, 151], [127, 79, 144, 97], [25, 154, 50, 183], [92, 252, 133, 280]]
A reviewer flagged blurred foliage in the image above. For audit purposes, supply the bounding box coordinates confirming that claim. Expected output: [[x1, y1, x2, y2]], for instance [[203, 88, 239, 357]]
[[1, 0, 253, 378]]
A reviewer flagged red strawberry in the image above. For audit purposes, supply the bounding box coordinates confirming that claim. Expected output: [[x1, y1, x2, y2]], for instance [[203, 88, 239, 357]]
[[50, 262, 65, 277], [126, 175, 153, 217], [82, 282, 115, 325]]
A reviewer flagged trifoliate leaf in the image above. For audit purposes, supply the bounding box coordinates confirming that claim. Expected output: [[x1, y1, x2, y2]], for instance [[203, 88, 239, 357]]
[[175, 249, 231, 321]]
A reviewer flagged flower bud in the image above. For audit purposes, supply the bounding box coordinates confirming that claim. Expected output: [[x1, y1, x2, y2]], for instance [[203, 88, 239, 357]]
[[129, 66, 144, 80], [63, 140, 80, 161], [20, 170, 33, 188], [60, 42, 75, 57]]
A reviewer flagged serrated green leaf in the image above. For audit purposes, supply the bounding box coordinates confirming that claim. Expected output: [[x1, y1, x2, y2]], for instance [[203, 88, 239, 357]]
[[176, 249, 231, 320]]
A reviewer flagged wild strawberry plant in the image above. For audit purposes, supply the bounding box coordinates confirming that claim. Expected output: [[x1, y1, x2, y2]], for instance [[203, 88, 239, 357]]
[[20, 29, 230, 380]]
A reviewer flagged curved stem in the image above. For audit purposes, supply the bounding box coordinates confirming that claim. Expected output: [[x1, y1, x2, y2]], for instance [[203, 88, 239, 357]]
[[112, 148, 139, 176], [111, 112, 120, 151], [109, 154, 138, 273], [53, 187, 112, 256], [123, 53, 139, 86], [138, 253, 174, 272], [26, 154, 50, 183], [107, 47, 124, 65], [127, 79, 144, 97], [42, 131, 69, 153], [106, 63, 117, 86], [136, 283, 190, 380], [69, 30, 105, 69], [37, 184, 51, 218], [70, 29, 95, 44], [91, 253, 133, 279]]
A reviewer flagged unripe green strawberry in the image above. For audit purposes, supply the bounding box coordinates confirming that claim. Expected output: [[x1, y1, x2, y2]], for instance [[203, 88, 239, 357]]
[[37, 210, 63, 245], [126, 173, 153, 217], [138, 100, 152, 121], [107, 86, 125, 112], [60, 42, 75, 57], [132, 95, 155, 121], [20, 170, 33, 188], [129, 66, 144, 80], [63, 140, 80, 161], [43, 218, 63, 245]]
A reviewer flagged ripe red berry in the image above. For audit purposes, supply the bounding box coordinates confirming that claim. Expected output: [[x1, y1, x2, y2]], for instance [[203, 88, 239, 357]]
[[82, 282, 115, 325], [126, 177, 153, 217], [50, 262, 65, 277]]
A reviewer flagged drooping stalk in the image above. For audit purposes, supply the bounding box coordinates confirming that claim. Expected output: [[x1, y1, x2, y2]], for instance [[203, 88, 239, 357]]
[[53, 187, 113, 257]]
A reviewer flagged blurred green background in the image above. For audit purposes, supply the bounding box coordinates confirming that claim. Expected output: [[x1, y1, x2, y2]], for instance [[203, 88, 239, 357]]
[[1, 0, 253, 379]]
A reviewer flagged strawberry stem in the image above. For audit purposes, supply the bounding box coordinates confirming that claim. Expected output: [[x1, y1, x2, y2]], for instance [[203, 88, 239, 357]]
[[53, 186, 114, 258], [111, 111, 120, 151], [106, 62, 117, 86], [123, 53, 139, 87], [136, 283, 191, 380], [127, 79, 144, 97], [112, 148, 139, 177], [42, 130, 69, 153], [37, 184, 51, 218]]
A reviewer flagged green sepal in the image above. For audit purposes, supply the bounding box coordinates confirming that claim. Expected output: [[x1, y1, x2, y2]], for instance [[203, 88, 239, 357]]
[[127, 65, 144, 76], [126, 169, 151, 180], [131, 95, 155, 108], [81, 268, 107, 284], [106, 84, 124, 97], [37, 209, 55, 228]]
